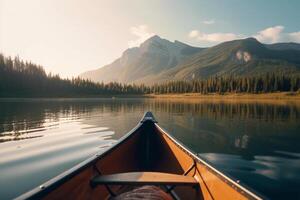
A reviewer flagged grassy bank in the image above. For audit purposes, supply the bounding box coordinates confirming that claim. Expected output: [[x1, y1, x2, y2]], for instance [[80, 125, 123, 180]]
[[146, 92, 300, 100]]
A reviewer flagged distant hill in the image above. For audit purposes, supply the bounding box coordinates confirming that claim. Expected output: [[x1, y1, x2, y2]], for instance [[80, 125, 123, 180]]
[[80, 36, 300, 84], [266, 42, 300, 51]]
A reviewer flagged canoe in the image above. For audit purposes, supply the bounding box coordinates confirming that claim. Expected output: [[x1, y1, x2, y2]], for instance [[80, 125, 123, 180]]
[[17, 112, 264, 200]]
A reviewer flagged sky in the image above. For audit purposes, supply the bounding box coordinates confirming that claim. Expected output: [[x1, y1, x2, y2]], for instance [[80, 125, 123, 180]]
[[1, 0, 300, 77]]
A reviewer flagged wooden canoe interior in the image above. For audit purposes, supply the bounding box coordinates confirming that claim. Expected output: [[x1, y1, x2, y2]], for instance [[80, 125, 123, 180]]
[[22, 119, 260, 200]]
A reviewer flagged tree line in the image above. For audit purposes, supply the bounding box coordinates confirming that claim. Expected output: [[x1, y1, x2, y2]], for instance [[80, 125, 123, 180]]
[[0, 54, 299, 97], [150, 74, 300, 94], [0, 54, 146, 97]]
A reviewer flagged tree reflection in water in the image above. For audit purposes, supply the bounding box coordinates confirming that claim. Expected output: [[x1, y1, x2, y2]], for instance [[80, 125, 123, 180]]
[[0, 98, 299, 200]]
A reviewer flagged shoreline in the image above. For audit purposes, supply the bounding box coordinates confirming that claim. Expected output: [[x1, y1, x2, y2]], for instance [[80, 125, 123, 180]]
[[0, 92, 300, 100], [146, 92, 300, 100]]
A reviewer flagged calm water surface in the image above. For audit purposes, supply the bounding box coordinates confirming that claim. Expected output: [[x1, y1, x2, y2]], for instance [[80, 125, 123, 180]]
[[0, 98, 299, 200]]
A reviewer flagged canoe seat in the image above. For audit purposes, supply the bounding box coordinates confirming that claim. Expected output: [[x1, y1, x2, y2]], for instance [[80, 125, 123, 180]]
[[90, 172, 198, 187]]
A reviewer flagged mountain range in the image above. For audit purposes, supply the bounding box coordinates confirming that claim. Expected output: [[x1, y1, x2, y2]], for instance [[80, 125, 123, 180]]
[[80, 35, 300, 84]]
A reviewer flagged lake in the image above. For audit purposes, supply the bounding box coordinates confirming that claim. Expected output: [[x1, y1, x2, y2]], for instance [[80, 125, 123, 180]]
[[0, 98, 299, 200]]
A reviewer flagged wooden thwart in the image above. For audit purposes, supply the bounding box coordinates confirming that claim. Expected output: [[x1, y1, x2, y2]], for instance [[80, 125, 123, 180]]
[[90, 172, 198, 187]]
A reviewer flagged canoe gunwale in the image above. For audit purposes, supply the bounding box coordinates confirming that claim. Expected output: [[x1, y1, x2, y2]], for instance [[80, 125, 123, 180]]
[[155, 124, 266, 200]]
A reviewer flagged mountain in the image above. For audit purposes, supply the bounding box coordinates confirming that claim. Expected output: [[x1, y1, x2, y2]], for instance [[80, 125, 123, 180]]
[[266, 42, 300, 51], [155, 38, 300, 82], [80, 35, 203, 83], [80, 36, 300, 84]]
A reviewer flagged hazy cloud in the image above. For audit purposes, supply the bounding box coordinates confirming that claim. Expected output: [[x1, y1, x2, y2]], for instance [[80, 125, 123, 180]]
[[254, 26, 300, 43], [188, 30, 243, 43], [288, 31, 300, 43], [254, 26, 284, 43], [128, 25, 155, 48], [188, 30, 200, 38], [189, 25, 300, 44], [202, 19, 215, 25]]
